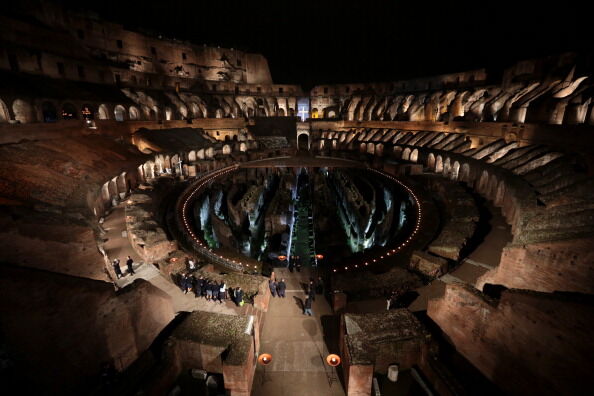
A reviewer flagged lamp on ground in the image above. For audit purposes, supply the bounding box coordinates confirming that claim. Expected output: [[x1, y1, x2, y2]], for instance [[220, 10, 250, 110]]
[[258, 353, 272, 366], [326, 354, 341, 367]]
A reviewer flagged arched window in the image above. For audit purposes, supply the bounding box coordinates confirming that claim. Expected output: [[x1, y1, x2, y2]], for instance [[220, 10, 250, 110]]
[[12, 99, 34, 123], [129, 106, 140, 120], [114, 105, 126, 121], [42, 101, 58, 122], [97, 104, 109, 120]]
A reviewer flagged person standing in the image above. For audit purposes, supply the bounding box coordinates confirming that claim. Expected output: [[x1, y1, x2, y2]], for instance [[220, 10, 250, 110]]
[[277, 279, 286, 298], [112, 259, 123, 279], [308, 280, 316, 301], [212, 281, 219, 302], [126, 256, 135, 275], [269, 279, 277, 297], [180, 273, 188, 294], [234, 287, 244, 307], [219, 281, 227, 304], [206, 280, 213, 301], [197, 276, 205, 298], [303, 295, 313, 316]]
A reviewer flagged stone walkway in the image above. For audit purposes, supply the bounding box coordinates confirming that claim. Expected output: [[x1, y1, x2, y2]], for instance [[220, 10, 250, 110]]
[[252, 267, 345, 396], [103, 203, 242, 316]]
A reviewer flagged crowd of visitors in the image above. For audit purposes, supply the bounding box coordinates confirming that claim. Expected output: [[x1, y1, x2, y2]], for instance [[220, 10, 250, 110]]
[[177, 272, 245, 306]]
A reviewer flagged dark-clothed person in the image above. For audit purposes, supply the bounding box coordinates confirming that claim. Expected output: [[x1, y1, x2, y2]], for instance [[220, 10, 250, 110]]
[[126, 256, 135, 275], [303, 296, 313, 316], [269, 280, 277, 297], [277, 279, 286, 298], [112, 259, 122, 279], [234, 287, 244, 306]]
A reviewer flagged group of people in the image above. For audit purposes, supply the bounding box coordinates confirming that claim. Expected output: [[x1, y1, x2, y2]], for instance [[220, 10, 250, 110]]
[[112, 256, 135, 279], [178, 273, 245, 306], [268, 278, 287, 298]]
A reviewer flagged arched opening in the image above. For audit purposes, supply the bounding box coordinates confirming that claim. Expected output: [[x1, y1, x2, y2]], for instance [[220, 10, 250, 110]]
[[81, 104, 94, 120], [114, 105, 126, 121], [402, 147, 411, 161], [311, 108, 319, 118], [41, 101, 58, 122], [367, 143, 375, 155], [205, 147, 215, 158], [215, 108, 224, 118], [297, 133, 309, 151], [288, 108, 295, 117], [427, 153, 436, 169], [97, 104, 109, 120], [443, 157, 451, 177], [435, 155, 444, 173], [460, 163, 471, 183], [12, 99, 34, 123], [129, 106, 140, 120], [164, 107, 173, 121], [239, 142, 247, 152], [278, 108, 285, 116], [179, 105, 188, 119], [61, 103, 78, 120], [451, 161, 461, 180], [0, 99, 10, 122], [222, 144, 231, 155]]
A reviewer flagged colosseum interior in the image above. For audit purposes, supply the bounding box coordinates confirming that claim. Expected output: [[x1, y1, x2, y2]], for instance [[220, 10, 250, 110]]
[[0, 1, 592, 395]]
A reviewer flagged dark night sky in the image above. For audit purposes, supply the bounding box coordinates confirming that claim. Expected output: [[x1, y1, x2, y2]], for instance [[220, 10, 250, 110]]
[[56, 0, 589, 88]]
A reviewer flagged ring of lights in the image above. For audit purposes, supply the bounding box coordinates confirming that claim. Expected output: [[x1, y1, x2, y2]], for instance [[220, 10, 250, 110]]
[[176, 161, 423, 274]]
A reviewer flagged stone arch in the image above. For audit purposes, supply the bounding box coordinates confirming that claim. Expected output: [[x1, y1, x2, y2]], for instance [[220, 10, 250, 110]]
[[129, 106, 140, 120], [443, 157, 451, 177], [460, 163, 471, 183], [205, 147, 215, 158], [97, 104, 109, 120], [164, 106, 173, 121], [277, 108, 286, 116], [178, 104, 188, 119], [375, 143, 384, 156], [197, 149, 205, 160], [311, 108, 319, 118], [393, 146, 403, 158], [114, 105, 126, 121], [410, 149, 419, 163], [360, 142, 367, 153], [61, 102, 78, 120], [12, 99, 34, 123], [451, 161, 461, 181], [0, 99, 9, 122], [41, 101, 58, 122], [495, 180, 506, 206], [188, 150, 196, 162], [427, 153, 436, 169], [116, 172, 127, 197], [477, 170, 490, 195], [215, 108, 224, 118], [297, 132, 310, 151], [222, 144, 231, 155], [487, 174, 500, 201], [367, 143, 375, 155], [402, 147, 411, 161], [239, 142, 247, 152], [435, 155, 444, 173]]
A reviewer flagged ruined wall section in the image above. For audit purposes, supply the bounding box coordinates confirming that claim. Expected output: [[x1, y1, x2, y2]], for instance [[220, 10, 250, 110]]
[[427, 283, 594, 396]]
